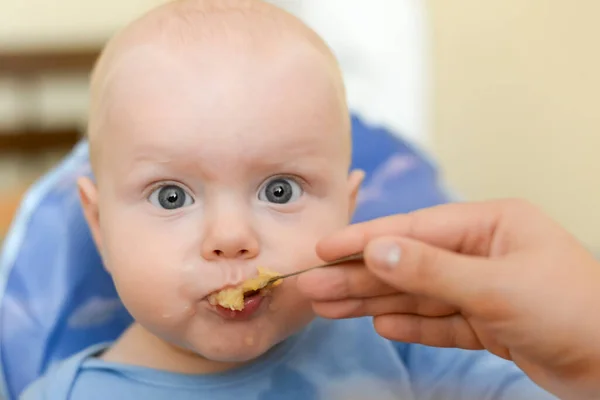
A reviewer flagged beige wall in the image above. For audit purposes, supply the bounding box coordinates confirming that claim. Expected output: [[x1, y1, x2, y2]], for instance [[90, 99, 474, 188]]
[[0, 0, 165, 130], [0, 0, 163, 49], [427, 0, 600, 251]]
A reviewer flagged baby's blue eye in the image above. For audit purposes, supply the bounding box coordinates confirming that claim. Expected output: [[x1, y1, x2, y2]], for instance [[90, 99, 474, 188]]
[[149, 185, 194, 210], [258, 177, 302, 204]]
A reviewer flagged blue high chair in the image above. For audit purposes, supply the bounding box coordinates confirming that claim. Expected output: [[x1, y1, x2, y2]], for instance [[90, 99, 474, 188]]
[[0, 116, 452, 399]]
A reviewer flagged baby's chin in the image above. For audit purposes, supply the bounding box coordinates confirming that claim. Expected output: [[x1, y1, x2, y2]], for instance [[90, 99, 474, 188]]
[[182, 327, 288, 365], [178, 312, 314, 367]]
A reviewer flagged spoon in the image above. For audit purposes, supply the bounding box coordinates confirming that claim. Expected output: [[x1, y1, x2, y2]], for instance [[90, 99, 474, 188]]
[[264, 252, 364, 287]]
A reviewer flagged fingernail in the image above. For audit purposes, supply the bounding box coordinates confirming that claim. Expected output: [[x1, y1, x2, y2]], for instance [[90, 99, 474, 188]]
[[369, 239, 402, 269]]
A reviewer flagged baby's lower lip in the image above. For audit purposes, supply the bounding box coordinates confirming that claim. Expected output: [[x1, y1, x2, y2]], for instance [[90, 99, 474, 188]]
[[211, 293, 266, 320]]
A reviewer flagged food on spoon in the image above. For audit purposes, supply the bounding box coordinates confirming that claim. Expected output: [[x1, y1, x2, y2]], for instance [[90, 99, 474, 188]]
[[208, 267, 282, 311]]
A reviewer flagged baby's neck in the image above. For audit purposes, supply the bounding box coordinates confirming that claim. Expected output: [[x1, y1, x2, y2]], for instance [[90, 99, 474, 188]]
[[100, 322, 249, 374]]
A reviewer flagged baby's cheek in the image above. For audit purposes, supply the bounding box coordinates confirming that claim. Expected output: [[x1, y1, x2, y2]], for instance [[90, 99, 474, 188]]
[[105, 240, 190, 324], [112, 266, 185, 325]]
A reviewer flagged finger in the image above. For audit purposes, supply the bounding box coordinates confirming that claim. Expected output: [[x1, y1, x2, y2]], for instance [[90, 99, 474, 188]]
[[312, 293, 457, 319], [317, 200, 516, 262], [373, 313, 483, 350], [296, 263, 397, 301], [364, 236, 499, 308]]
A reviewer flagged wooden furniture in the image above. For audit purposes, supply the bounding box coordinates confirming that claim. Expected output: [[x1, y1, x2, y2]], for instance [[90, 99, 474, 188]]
[[0, 188, 25, 239], [0, 47, 102, 236], [0, 46, 101, 153]]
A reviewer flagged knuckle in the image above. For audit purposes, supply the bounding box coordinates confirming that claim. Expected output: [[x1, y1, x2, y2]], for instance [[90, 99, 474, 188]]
[[446, 317, 461, 346], [313, 301, 348, 319], [416, 296, 444, 316], [410, 317, 425, 343], [348, 299, 368, 317], [322, 307, 348, 320], [348, 269, 369, 294], [402, 294, 420, 314], [321, 270, 352, 300], [374, 315, 422, 344], [409, 243, 440, 289], [405, 211, 423, 239], [470, 284, 511, 320], [321, 306, 343, 319]]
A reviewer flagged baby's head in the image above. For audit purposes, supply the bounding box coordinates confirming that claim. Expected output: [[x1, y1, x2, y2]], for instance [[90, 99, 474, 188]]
[[79, 0, 363, 369]]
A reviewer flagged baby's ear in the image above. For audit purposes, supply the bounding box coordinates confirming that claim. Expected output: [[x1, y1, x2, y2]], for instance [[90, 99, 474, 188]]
[[346, 169, 365, 220], [77, 177, 105, 263]]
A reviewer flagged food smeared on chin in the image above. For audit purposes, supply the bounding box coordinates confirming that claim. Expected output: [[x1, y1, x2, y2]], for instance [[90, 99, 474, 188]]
[[208, 267, 282, 311]]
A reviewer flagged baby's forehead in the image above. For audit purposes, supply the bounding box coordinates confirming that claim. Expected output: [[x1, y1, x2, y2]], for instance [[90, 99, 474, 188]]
[[93, 17, 339, 124], [96, 39, 343, 129], [95, 44, 347, 158], [91, 0, 335, 93], [88, 0, 349, 172]]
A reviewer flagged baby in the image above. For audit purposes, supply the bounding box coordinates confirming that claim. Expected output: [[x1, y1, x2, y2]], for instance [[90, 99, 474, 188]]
[[22, 0, 555, 399]]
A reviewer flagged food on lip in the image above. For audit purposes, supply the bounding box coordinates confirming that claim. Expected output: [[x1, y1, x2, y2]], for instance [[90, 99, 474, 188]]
[[208, 267, 282, 311]]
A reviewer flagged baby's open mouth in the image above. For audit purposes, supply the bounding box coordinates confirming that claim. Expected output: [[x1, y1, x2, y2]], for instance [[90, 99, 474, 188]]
[[242, 289, 260, 298], [208, 267, 282, 311]]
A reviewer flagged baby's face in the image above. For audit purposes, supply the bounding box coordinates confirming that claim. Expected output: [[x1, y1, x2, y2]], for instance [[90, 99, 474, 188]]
[[81, 44, 360, 363]]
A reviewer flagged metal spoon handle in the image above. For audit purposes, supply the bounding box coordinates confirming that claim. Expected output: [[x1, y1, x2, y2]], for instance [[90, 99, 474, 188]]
[[268, 252, 364, 283]]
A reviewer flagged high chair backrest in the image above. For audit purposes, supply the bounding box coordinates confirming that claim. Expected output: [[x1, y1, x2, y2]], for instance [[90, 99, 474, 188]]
[[0, 116, 452, 399]]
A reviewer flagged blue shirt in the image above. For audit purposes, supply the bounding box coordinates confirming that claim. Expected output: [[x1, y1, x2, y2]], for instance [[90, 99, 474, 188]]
[[21, 317, 555, 400]]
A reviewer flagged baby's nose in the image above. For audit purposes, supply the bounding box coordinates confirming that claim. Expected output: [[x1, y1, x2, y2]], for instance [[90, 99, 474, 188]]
[[201, 215, 259, 260]]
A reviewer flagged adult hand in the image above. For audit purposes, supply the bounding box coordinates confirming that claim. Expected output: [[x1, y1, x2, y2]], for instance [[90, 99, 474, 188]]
[[297, 200, 600, 400]]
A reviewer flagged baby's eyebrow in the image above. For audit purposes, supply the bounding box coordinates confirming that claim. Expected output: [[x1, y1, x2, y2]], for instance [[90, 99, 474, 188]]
[[118, 150, 195, 183], [248, 155, 330, 175], [121, 160, 169, 187], [119, 146, 334, 187], [125, 145, 200, 171]]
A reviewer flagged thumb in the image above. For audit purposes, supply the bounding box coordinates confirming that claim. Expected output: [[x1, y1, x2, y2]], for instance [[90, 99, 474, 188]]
[[364, 236, 494, 309]]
